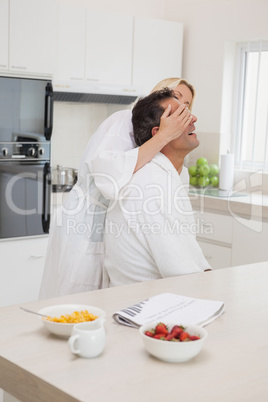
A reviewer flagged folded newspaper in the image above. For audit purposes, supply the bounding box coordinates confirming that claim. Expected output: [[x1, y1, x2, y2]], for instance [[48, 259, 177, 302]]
[[113, 293, 224, 328]]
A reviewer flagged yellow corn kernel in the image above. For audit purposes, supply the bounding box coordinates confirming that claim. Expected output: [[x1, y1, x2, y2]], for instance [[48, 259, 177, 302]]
[[45, 310, 98, 324]]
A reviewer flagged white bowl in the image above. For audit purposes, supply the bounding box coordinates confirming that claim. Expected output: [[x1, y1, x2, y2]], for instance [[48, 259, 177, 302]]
[[38, 304, 106, 338], [139, 322, 208, 363]]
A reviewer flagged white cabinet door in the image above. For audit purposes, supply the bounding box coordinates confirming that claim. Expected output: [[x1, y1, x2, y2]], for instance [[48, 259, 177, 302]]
[[54, 3, 86, 82], [9, 0, 57, 75], [0, 0, 8, 71], [231, 219, 268, 266], [194, 211, 233, 269], [195, 211, 233, 244], [133, 17, 183, 94], [198, 240, 232, 269], [86, 10, 133, 86], [0, 237, 48, 307]]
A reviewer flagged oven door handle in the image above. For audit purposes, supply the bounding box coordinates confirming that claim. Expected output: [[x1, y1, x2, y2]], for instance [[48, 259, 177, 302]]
[[44, 82, 53, 141], [42, 162, 51, 233]]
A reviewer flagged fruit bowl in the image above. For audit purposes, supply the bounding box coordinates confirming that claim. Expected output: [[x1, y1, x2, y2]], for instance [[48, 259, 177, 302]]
[[139, 322, 208, 363]]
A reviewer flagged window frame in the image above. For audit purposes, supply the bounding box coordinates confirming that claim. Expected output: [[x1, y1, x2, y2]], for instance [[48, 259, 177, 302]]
[[233, 40, 268, 172]]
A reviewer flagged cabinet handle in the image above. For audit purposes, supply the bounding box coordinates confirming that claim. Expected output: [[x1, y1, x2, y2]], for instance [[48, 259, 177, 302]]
[[11, 66, 27, 70], [86, 78, 100, 82], [45, 84, 53, 141], [42, 162, 51, 233], [29, 255, 45, 259], [0, 64, 7, 68]]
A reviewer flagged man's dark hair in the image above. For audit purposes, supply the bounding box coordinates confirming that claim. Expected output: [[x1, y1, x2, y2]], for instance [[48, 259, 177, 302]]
[[132, 88, 174, 146]]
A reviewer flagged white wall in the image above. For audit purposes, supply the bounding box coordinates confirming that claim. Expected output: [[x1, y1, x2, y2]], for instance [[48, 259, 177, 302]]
[[165, 0, 268, 165]]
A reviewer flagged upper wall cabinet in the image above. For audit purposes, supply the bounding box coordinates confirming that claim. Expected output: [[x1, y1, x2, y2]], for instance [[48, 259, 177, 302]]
[[2, 0, 57, 76], [133, 17, 183, 94], [86, 10, 133, 86], [0, 0, 9, 71], [55, 6, 133, 87], [54, 3, 86, 82], [1, 1, 183, 89]]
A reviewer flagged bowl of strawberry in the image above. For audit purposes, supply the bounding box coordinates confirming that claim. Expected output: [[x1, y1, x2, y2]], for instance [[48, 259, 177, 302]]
[[139, 322, 208, 363]]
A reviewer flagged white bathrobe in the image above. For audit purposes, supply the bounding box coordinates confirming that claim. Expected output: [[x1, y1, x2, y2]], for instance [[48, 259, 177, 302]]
[[104, 153, 211, 287], [39, 109, 139, 299]]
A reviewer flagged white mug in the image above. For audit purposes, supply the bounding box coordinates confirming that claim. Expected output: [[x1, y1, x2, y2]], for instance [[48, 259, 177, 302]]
[[68, 319, 106, 358]]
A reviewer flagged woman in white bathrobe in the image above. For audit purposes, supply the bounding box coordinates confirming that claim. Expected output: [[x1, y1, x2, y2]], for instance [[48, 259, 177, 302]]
[[39, 78, 195, 299]]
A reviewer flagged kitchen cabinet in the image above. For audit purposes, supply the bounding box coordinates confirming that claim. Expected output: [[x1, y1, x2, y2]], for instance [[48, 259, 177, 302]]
[[132, 17, 183, 94], [54, 6, 183, 92], [198, 240, 232, 269], [4, 0, 57, 76], [54, 3, 86, 82], [86, 10, 133, 86], [194, 211, 233, 269], [55, 6, 133, 87], [192, 195, 268, 269], [231, 218, 268, 266], [0, 0, 8, 71], [0, 236, 48, 307]]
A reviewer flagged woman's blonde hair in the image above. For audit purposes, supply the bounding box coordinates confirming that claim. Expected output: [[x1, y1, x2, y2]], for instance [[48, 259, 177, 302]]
[[150, 77, 195, 111]]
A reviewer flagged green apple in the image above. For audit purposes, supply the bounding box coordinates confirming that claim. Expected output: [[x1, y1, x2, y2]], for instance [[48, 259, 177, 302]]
[[198, 176, 210, 187], [209, 164, 219, 176], [188, 165, 198, 176], [190, 176, 198, 186], [210, 176, 219, 187], [199, 164, 210, 177], [196, 157, 208, 167]]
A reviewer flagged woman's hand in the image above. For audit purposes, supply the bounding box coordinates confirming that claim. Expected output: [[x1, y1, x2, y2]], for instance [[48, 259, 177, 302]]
[[134, 103, 196, 173], [158, 103, 194, 144]]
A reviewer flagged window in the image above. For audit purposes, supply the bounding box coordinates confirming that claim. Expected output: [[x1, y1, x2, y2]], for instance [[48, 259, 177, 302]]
[[234, 41, 268, 172]]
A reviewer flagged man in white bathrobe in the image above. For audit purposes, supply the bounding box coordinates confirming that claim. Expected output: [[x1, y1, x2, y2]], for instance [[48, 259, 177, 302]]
[[103, 88, 211, 287]]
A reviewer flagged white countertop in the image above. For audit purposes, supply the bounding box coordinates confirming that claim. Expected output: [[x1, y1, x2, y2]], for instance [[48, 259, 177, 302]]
[[0, 262, 268, 402], [189, 188, 268, 221], [51, 188, 268, 221]]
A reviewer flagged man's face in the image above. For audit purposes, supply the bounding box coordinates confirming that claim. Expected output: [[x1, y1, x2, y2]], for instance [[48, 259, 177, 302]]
[[162, 97, 200, 153]]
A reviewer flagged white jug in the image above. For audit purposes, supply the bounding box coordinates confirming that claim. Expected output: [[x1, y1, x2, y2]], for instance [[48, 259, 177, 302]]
[[68, 318, 105, 358]]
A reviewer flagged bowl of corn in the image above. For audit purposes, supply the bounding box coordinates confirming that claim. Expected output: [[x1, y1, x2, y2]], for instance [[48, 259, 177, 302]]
[[38, 304, 106, 338]]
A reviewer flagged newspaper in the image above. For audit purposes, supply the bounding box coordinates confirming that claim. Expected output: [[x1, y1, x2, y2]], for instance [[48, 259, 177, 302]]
[[113, 293, 224, 328]]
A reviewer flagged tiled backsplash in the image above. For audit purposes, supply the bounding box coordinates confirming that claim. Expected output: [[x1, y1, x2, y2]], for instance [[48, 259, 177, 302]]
[[51, 102, 130, 169]]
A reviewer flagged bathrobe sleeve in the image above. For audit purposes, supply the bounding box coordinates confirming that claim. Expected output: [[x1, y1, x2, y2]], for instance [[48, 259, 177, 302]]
[[89, 109, 139, 200]]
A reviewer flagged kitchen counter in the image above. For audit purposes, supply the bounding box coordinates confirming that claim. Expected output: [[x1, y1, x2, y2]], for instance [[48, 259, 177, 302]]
[[0, 262, 268, 402], [189, 188, 268, 221], [51, 186, 268, 221]]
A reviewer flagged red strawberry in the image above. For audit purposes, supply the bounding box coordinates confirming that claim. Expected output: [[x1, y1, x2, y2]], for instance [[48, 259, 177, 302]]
[[155, 323, 168, 335], [179, 331, 190, 341], [165, 333, 175, 341], [189, 335, 200, 341], [153, 333, 166, 340], [144, 331, 154, 337], [170, 326, 183, 338]]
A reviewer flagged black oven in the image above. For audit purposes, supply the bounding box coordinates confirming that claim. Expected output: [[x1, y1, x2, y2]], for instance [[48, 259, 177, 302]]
[[0, 76, 53, 239]]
